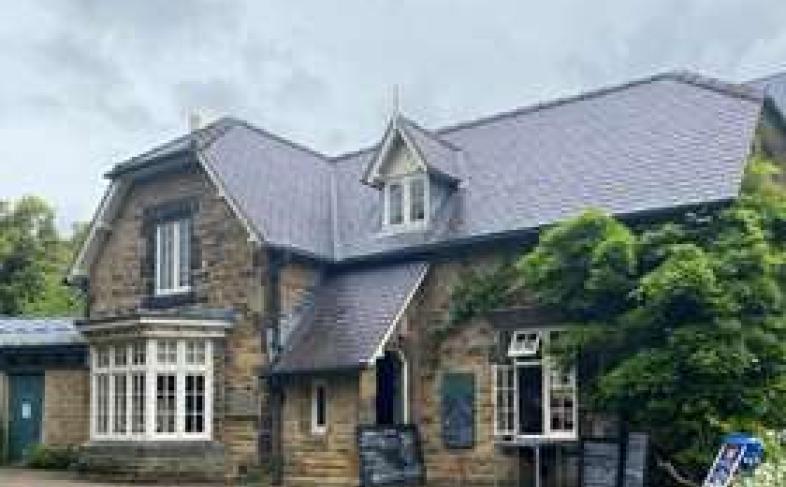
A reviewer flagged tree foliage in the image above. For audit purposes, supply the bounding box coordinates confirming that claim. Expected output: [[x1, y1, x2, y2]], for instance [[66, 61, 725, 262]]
[[522, 156, 786, 483], [0, 196, 84, 316], [449, 156, 786, 485]]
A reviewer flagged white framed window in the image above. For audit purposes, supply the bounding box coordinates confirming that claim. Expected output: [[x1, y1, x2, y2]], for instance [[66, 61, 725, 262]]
[[311, 380, 328, 435], [155, 218, 191, 295], [493, 364, 516, 437], [91, 338, 212, 441], [383, 174, 429, 229], [508, 331, 542, 358], [493, 330, 578, 440]]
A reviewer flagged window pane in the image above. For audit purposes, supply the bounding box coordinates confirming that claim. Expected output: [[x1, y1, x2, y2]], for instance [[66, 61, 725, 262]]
[[132, 342, 146, 366], [388, 183, 403, 225], [410, 178, 426, 221], [113, 374, 127, 434], [96, 374, 109, 434], [113, 345, 127, 367], [185, 374, 205, 433], [96, 347, 110, 368], [186, 340, 206, 365], [131, 373, 145, 434], [494, 365, 515, 436], [316, 385, 326, 427], [157, 340, 177, 364], [158, 222, 176, 292], [178, 219, 191, 289], [549, 364, 576, 434], [156, 374, 176, 433]]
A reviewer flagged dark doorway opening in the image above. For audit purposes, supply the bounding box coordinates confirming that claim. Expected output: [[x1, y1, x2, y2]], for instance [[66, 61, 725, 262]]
[[518, 364, 543, 435], [376, 351, 405, 425]]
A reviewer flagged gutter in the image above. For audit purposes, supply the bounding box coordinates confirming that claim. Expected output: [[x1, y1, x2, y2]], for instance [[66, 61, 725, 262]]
[[263, 247, 286, 485]]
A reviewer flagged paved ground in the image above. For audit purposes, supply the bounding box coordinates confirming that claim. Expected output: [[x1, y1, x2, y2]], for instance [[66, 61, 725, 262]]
[[0, 468, 233, 486]]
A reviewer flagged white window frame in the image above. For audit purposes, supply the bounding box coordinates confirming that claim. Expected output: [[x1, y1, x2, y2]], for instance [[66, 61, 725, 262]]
[[493, 329, 578, 441], [508, 331, 542, 358], [90, 338, 213, 441], [155, 218, 191, 296], [383, 173, 429, 230], [311, 380, 328, 435]]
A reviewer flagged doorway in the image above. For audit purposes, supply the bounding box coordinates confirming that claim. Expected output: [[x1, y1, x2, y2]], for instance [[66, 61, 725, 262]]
[[375, 351, 407, 425], [8, 374, 44, 462]]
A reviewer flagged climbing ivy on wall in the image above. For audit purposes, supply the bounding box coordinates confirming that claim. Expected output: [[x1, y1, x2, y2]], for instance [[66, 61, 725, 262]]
[[447, 155, 786, 486]]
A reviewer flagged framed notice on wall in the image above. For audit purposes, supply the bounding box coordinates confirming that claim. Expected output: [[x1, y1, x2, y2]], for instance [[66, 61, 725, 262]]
[[441, 372, 475, 449]]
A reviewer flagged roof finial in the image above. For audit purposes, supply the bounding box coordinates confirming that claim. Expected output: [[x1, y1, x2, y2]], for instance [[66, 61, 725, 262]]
[[392, 83, 401, 116]]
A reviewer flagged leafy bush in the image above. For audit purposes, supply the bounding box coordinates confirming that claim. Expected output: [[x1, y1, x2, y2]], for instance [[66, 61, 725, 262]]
[[26, 444, 78, 470]]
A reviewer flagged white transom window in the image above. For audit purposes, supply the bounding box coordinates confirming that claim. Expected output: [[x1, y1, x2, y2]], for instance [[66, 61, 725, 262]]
[[494, 330, 578, 440], [383, 174, 429, 229], [91, 338, 212, 441], [155, 218, 191, 295]]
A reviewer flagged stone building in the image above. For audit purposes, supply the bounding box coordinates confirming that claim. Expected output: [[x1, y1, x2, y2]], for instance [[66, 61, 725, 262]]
[[51, 70, 786, 485], [0, 319, 88, 463]]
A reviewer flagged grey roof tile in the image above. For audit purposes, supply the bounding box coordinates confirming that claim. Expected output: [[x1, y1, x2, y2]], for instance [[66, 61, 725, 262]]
[[332, 73, 761, 259], [0, 318, 84, 347], [106, 71, 765, 263], [398, 117, 462, 183], [274, 261, 427, 374]]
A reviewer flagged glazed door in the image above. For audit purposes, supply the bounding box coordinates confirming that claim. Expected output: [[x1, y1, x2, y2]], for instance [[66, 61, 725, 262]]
[[8, 374, 44, 462]]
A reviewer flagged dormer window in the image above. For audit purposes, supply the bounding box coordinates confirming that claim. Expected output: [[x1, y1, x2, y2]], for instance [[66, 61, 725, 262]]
[[384, 174, 428, 229]]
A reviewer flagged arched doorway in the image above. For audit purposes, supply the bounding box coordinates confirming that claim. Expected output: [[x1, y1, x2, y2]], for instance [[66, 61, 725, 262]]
[[375, 351, 407, 425]]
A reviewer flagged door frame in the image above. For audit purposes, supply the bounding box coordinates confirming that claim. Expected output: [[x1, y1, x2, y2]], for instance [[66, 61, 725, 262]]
[[7, 373, 44, 463]]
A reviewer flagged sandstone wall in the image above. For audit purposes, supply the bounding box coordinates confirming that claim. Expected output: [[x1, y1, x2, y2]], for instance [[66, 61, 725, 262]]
[[88, 165, 266, 478], [43, 369, 90, 447]]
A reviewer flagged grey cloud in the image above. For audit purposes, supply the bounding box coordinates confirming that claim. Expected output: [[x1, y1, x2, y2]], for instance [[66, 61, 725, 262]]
[[2, 0, 786, 232]]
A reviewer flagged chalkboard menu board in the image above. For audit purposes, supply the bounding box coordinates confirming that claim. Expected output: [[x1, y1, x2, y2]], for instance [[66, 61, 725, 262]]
[[583, 441, 620, 487], [624, 433, 648, 487], [441, 372, 475, 449], [582, 433, 649, 487], [357, 425, 426, 487]]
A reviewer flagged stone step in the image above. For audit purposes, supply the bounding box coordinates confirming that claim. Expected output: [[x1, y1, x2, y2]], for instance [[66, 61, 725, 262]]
[[285, 475, 358, 486]]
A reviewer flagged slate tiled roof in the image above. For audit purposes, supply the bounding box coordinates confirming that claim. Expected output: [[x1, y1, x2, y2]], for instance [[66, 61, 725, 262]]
[[398, 117, 462, 183], [87, 70, 771, 373], [103, 71, 764, 263], [748, 71, 786, 118], [274, 261, 428, 374], [0, 318, 84, 347], [332, 72, 762, 259], [200, 121, 335, 258]]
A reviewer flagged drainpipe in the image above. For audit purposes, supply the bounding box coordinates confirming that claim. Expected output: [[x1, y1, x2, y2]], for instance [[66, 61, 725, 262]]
[[263, 247, 285, 485]]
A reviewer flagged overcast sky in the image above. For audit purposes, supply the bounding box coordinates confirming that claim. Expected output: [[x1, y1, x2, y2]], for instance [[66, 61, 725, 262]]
[[1, 0, 785, 231]]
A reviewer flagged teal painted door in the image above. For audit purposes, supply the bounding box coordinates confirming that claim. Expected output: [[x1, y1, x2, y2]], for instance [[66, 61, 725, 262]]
[[8, 374, 44, 462]]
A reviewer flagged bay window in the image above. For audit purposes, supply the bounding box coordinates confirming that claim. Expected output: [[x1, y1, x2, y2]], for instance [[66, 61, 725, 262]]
[[493, 330, 577, 440], [91, 338, 212, 441]]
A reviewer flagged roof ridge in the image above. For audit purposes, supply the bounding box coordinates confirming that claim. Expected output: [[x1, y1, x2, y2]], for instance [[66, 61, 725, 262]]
[[227, 117, 334, 164], [435, 70, 762, 135], [106, 117, 238, 178], [746, 69, 786, 85], [330, 70, 762, 162], [398, 115, 463, 152]]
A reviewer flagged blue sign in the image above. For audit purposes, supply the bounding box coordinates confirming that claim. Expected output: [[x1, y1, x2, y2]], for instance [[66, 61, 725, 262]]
[[703, 433, 764, 487]]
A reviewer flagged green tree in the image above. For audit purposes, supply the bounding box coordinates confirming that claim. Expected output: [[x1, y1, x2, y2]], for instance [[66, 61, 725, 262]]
[[450, 156, 786, 486], [0, 196, 84, 316], [519, 156, 786, 485]]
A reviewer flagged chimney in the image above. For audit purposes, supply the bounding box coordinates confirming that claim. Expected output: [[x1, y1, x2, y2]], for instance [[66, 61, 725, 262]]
[[188, 112, 202, 132]]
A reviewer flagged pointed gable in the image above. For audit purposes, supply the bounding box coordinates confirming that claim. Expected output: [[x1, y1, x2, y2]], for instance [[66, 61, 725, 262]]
[[362, 115, 462, 188]]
